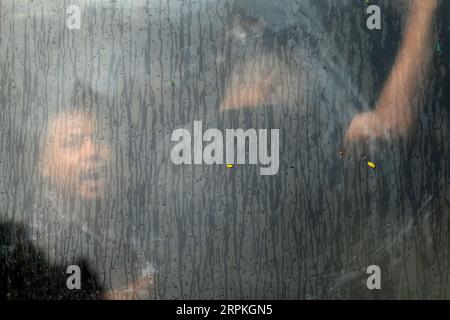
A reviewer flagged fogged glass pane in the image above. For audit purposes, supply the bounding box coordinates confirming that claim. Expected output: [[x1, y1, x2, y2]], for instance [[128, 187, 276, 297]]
[[0, 0, 449, 299]]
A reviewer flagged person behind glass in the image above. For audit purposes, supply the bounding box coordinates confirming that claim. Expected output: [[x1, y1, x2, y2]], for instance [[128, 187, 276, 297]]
[[34, 108, 153, 299], [222, 0, 440, 145]]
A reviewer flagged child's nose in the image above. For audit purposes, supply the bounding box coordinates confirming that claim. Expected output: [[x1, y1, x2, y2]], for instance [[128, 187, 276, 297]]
[[82, 139, 101, 162]]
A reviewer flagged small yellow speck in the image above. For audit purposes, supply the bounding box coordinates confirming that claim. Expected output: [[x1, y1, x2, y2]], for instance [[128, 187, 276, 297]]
[[367, 161, 376, 169], [226, 164, 233, 168]]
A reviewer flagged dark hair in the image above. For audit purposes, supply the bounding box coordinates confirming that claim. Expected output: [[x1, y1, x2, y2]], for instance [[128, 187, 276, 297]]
[[0, 221, 103, 300]]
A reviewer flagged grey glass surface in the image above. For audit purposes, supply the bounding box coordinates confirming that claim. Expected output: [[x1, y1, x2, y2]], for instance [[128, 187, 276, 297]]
[[0, 0, 449, 299]]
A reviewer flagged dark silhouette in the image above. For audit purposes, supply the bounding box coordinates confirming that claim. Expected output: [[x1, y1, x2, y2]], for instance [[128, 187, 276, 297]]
[[0, 221, 103, 300]]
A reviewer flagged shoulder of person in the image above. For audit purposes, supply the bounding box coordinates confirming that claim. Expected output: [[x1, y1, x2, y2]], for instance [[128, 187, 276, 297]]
[[0, 221, 103, 299]]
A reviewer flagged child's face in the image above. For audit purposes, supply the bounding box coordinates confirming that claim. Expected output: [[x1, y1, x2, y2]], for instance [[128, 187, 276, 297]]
[[40, 111, 110, 199]]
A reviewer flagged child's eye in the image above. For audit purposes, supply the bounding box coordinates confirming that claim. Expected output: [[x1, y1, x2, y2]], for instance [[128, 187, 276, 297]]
[[62, 136, 83, 149]]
